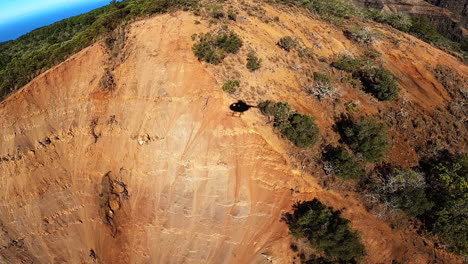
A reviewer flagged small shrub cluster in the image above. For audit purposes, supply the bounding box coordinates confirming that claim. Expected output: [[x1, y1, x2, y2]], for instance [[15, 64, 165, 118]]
[[227, 8, 237, 21], [283, 199, 365, 262], [345, 26, 382, 45], [259, 100, 292, 122], [339, 116, 391, 163], [369, 167, 432, 217], [222, 80, 240, 94], [366, 153, 467, 256], [359, 66, 400, 101], [331, 54, 399, 101], [421, 154, 468, 256], [280, 113, 320, 148], [246, 51, 262, 71], [277, 36, 298, 52], [331, 56, 363, 73], [259, 101, 320, 148], [192, 30, 243, 64], [308, 72, 336, 99], [363, 9, 412, 32], [324, 146, 365, 180]]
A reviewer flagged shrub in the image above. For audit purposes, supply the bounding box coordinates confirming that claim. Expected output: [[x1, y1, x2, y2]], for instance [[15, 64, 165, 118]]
[[359, 66, 399, 101], [246, 51, 262, 71], [208, 5, 224, 19], [309, 72, 336, 99], [222, 80, 240, 94], [389, 187, 433, 217], [283, 199, 365, 262], [340, 117, 391, 162], [192, 31, 243, 64], [421, 154, 468, 256], [280, 113, 320, 148], [324, 146, 365, 180], [331, 56, 362, 73], [364, 9, 412, 32], [227, 8, 237, 21], [345, 26, 382, 45], [259, 100, 292, 122], [370, 167, 433, 217], [277, 36, 297, 51]]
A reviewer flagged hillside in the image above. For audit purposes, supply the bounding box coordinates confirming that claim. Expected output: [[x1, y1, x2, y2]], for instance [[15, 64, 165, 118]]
[[0, 0, 466, 263]]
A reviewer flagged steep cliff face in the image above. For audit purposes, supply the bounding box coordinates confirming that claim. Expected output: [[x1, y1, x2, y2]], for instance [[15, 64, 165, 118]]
[[354, 0, 466, 40], [0, 3, 466, 264]]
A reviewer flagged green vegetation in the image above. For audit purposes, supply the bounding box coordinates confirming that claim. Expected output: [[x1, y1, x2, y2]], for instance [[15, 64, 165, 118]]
[[192, 30, 243, 64], [421, 154, 468, 256], [283, 199, 365, 262], [369, 167, 432, 216], [222, 79, 240, 94], [359, 66, 400, 101], [259, 100, 292, 122], [366, 154, 467, 256], [259, 100, 319, 148], [227, 8, 237, 21], [324, 146, 365, 180], [280, 113, 320, 148], [0, 0, 198, 100], [277, 36, 297, 52], [340, 117, 391, 163], [363, 9, 412, 32], [278, 0, 357, 21], [331, 56, 363, 73], [246, 51, 262, 71]]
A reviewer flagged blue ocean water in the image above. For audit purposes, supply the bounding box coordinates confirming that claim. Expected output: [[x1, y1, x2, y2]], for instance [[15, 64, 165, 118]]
[[0, 1, 109, 42]]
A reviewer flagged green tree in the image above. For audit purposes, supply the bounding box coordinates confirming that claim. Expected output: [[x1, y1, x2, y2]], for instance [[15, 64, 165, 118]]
[[280, 113, 320, 148], [283, 199, 365, 262], [324, 146, 365, 180], [341, 117, 391, 162], [359, 67, 400, 101]]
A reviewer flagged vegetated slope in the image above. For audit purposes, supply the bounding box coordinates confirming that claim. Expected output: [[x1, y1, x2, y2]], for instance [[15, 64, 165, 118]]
[[0, 2, 466, 264]]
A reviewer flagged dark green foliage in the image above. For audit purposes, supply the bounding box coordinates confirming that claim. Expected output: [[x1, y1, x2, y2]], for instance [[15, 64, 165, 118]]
[[280, 113, 320, 148], [192, 31, 243, 64], [216, 31, 243, 53], [421, 154, 468, 256], [324, 146, 365, 180], [359, 67, 399, 101], [0, 0, 199, 100], [277, 36, 297, 52], [363, 9, 412, 32], [246, 51, 262, 71], [389, 187, 433, 217], [259, 101, 319, 148], [222, 79, 240, 94], [331, 56, 362, 73], [340, 117, 391, 163], [258, 100, 292, 122], [283, 199, 365, 262], [408, 16, 464, 54]]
